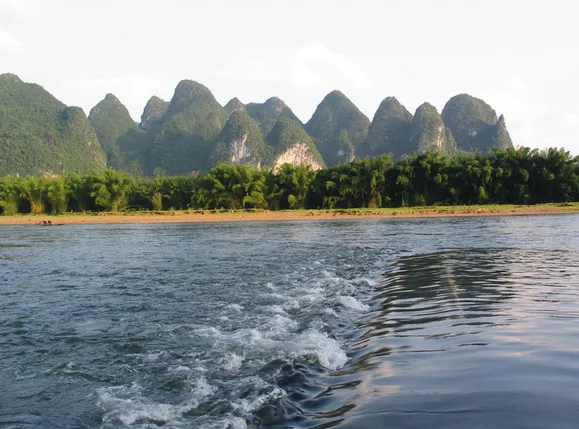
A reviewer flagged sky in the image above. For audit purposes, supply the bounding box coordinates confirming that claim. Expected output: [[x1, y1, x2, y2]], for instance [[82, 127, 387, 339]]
[[1, 0, 578, 153]]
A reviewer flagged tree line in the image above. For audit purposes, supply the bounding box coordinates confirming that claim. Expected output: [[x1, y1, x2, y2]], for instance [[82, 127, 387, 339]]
[[1, 147, 578, 215]]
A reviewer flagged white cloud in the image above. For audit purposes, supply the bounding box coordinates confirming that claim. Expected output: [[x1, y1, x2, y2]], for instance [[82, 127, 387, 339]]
[[216, 44, 372, 91], [288, 44, 372, 90], [563, 113, 579, 126], [0, 0, 36, 15], [0, 27, 23, 50]]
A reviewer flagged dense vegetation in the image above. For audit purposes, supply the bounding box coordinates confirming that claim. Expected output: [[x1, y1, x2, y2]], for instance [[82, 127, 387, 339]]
[[442, 94, 512, 152], [305, 90, 371, 167], [0, 74, 106, 176], [1, 74, 518, 177], [2, 147, 577, 215]]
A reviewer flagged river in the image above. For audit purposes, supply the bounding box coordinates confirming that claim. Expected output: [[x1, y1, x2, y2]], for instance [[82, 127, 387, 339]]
[[1, 215, 579, 428]]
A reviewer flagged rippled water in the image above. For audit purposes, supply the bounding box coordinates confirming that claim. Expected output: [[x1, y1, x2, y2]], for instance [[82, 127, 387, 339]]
[[1, 215, 579, 428]]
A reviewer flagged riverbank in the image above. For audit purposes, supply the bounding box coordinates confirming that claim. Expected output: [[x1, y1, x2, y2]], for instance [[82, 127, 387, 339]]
[[1, 203, 579, 225]]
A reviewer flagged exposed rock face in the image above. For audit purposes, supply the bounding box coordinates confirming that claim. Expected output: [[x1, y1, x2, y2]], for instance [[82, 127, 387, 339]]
[[209, 110, 268, 168], [441, 94, 512, 152], [409, 103, 456, 155], [492, 114, 513, 149], [140, 96, 168, 131], [273, 142, 324, 172], [246, 97, 300, 136], [361, 96, 413, 159], [224, 97, 246, 116], [0, 74, 106, 175], [268, 117, 325, 172], [305, 90, 370, 167]]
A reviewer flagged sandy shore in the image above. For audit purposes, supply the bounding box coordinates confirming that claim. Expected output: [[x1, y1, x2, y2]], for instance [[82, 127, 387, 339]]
[[1, 204, 578, 226]]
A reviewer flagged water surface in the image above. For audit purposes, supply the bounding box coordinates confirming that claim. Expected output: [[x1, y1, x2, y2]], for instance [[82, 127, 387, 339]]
[[1, 215, 579, 428]]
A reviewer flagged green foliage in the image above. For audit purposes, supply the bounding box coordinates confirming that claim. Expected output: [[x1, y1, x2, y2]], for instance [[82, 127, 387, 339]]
[[0, 175, 20, 215], [362, 97, 413, 159], [19, 176, 47, 214], [0, 147, 578, 215], [267, 117, 325, 168], [224, 98, 246, 116], [246, 97, 300, 136], [209, 111, 270, 167], [441, 94, 512, 152], [150, 80, 228, 175], [0, 74, 106, 176], [193, 164, 268, 210], [88, 93, 139, 168], [409, 103, 457, 156], [46, 177, 67, 214], [305, 90, 370, 167], [140, 96, 169, 131], [91, 169, 134, 212]]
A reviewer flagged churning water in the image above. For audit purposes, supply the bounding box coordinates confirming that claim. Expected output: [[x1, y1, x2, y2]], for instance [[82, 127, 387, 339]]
[[1, 215, 579, 428]]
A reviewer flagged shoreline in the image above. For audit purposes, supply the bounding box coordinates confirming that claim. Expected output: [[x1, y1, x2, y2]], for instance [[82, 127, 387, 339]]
[[1, 204, 579, 225]]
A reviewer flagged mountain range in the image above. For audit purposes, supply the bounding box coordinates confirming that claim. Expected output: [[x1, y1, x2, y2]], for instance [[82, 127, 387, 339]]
[[0, 73, 513, 176]]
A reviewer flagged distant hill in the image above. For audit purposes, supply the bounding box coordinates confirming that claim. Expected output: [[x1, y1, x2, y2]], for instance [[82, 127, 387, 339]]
[[88, 93, 140, 169], [0, 74, 106, 176], [209, 110, 269, 168], [408, 103, 456, 156], [305, 90, 370, 167], [148, 80, 228, 175], [0, 73, 516, 176], [441, 94, 513, 152], [361, 96, 413, 159], [246, 97, 301, 136], [267, 117, 324, 172]]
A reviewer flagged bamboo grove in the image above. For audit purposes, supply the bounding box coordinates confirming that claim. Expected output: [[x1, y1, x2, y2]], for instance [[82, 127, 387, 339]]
[[1, 147, 578, 215]]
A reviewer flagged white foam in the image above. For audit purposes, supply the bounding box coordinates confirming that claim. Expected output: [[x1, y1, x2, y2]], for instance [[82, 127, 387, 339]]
[[226, 303, 244, 312], [324, 308, 338, 317], [265, 304, 287, 315], [220, 353, 244, 371], [295, 330, 348, 370], [338, 296, 370, 311], [231, 386, 286, 413], [97, 384, 194, 426]]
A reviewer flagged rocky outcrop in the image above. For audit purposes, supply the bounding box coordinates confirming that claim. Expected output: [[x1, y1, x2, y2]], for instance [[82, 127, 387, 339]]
[[409, 103, 456, 155], [246, 97, 301, 136], [305, 90, 370, 167], [268, 117, 325, 172], [361, 96, 413, 159], [224, 97, 246, 116], [273, 142, 324, 172], [140, 96, 168, 131], [209, 110, 268, 168], [441, 94, 512, 152]]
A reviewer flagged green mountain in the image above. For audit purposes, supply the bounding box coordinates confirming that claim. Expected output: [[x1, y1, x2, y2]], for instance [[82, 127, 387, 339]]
[[441, 94, 513, 152], [209, 110, 269, 167], [224, 97, 246, 116], [140, 96, 168, 131], [361, 96, 413, 159], [267, 117, 325, 171], [246, 97, 300, 136], [305, 90, 370, 167], [88, 93, 139, 169], [0, 73, 106, 176], [149, 80, 228, 175], [409, 103, 457, 155]]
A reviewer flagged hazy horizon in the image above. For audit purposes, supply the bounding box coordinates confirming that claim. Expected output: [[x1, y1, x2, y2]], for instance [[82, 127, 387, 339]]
[[1, 0, 578, 153]]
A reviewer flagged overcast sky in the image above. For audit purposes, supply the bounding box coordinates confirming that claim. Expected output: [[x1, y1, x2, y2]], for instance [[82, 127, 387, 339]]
[[1, 0, 578, 152]]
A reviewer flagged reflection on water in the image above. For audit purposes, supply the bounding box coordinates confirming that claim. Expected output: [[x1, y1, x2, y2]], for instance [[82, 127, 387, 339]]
[[294, 247, 579, 429], [1, 216, 579, 429]]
